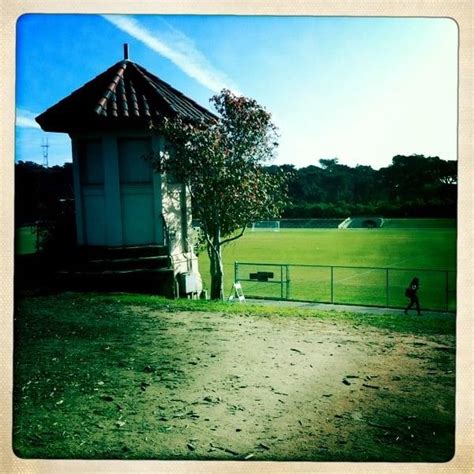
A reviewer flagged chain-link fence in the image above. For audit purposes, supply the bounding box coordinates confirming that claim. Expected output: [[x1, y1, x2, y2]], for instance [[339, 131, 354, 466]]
[[234, 262, 456, 312]]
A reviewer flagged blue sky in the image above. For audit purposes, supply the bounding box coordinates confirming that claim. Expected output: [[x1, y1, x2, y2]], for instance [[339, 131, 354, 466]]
[[15, 14, 457, 169]]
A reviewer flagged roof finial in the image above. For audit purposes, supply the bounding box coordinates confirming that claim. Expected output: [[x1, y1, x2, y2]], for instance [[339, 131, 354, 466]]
[[123, 43, 129, 60]]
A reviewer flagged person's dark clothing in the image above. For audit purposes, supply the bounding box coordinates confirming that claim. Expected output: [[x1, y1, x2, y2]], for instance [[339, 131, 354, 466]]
[[405, 279, 421, 315]]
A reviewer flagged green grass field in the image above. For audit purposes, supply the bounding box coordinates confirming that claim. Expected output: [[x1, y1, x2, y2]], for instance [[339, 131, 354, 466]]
[[16, 220, 457, 311], [198, 225, 456, 311], [382, 218, 456, 228], [16, 226, 38, 255]]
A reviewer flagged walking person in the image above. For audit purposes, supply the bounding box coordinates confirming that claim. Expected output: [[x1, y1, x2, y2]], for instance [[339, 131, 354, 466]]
[[404, 277, 422, 315]]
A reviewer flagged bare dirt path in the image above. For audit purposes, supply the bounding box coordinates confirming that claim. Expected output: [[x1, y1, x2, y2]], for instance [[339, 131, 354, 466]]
[[111, 306, 455, 461], [13, 298, 455, 462]]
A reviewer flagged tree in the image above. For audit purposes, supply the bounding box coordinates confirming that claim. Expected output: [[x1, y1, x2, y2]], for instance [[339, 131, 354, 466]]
[[15, 161, 74, 225], [152, 89, 289, 300], [381, 154, 457, 204], [269, 153, 456, 218]]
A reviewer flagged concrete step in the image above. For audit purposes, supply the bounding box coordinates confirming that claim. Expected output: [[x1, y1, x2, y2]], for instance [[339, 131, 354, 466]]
[[70, 255, 171, 272], [57, 267, 173, 277], [54, 245, 174, 297], [76, 245, 169, 260], [55, 267, 176, 297]]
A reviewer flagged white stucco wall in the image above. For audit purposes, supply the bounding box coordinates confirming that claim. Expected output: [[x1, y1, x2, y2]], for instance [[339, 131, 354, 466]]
[[161, 176, 202, 295], [71, 130, 202, 295], [71, 131, 163, 247]]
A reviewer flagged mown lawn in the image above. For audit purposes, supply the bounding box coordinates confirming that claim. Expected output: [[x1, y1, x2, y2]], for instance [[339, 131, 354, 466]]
[[198, 227, 456, 309], [15, 226, 38, 255], [15, 221, 456, 309]]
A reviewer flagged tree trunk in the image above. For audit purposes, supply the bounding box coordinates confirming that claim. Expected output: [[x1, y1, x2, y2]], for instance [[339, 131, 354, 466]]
[[209, 236, 224, 300]]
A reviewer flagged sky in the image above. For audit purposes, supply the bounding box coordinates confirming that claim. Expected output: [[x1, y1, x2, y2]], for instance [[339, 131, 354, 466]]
[[15, 14, 458, 169]]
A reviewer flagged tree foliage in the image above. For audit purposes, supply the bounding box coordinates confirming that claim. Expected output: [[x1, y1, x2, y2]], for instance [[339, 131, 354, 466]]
[[15, 161, 74, 225], [277, 154, 457, 218], [152, 89, 289, 299], [15, 149, 456, 293]]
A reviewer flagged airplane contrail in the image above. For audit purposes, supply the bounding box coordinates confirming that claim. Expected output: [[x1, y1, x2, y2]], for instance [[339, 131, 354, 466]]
[[102, 15, 241, 95]]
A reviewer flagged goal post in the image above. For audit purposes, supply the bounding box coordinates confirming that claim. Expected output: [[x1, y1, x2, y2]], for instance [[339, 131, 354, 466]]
[[250, 220, 280, 232]]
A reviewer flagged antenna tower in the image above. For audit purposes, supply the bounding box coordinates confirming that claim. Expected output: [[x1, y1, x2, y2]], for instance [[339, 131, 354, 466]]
[[41, 136, 49, 167]]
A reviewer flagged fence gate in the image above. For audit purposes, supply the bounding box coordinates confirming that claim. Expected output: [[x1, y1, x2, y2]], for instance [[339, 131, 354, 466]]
[[235, 262, 290, 300], [234, 261, 456, 312]]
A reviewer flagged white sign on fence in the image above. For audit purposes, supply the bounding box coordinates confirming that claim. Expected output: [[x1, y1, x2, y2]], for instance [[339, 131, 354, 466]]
[[228, 282, 246, 303]]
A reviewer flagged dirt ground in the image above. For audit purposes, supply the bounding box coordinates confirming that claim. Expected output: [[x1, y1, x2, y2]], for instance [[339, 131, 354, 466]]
[[13, 300, 455, 462]]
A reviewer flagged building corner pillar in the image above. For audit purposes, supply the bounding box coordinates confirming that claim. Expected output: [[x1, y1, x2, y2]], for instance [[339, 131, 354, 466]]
[[71, 138, 85, 246], [103, 135, 123, 246]]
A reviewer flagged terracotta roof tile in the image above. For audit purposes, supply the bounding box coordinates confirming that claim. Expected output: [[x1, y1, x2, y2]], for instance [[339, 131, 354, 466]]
[[36, 60, 217, 132]]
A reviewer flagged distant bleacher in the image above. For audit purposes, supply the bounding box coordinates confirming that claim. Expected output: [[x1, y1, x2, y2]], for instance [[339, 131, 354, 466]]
[[341, 216, 384, 229], [193, 217, 454, 232], [279, 219, 344, 229], [193, 218, 345, 230]]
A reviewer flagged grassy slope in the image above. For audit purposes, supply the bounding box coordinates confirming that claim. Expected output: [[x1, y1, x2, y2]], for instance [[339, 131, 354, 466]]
[[106, 293, 456, 335], [13, 293, 455, 460], [16, 227, 38, 255]]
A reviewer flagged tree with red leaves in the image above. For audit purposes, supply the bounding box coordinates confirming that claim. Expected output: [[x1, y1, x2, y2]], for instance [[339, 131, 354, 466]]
[[153, 89, 289, 300]]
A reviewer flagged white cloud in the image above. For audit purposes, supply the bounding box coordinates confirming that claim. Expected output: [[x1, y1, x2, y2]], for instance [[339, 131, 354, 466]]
[[102, 15, 241, 95], [16, 108, 41, 129]]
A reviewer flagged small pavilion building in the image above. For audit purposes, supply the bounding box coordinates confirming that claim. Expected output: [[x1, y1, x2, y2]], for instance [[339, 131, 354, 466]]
[[36, 45, 212, 297]]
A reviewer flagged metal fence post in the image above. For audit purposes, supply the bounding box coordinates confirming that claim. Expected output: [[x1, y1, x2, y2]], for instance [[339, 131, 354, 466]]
[[231, 261, 455, 312], [446, 271, 449, 311], [331, 266, 334, 303], [280, 265, 284, 299]]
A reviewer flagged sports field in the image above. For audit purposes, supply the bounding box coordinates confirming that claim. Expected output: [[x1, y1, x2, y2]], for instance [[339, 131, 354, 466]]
[[16, 219, 457, 311], [16, 226, 38, 255], [198, 220, 457, 311]]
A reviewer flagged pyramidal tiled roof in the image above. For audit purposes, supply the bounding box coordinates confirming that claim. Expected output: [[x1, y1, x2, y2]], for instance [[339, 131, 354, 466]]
[[36, 59, 217, 133]]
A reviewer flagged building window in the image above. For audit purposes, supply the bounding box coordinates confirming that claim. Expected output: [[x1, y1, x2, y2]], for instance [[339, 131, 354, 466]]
[[79, 139, 104, 185], [118, 138, 153, 184]]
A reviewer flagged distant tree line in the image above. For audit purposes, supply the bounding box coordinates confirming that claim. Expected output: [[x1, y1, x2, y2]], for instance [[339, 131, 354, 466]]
[[267, 155, 457, 218], [15, 153, 456, 226], [15, 161, 74, 226]]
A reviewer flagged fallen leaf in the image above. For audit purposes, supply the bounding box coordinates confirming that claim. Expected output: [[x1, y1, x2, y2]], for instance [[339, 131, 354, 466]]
[[290, 348, 304, 354], [362, 383, 380, 389], [210, 443, 239, 456]]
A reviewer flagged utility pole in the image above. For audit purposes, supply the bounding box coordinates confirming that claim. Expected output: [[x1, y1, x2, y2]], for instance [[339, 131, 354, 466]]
[[41, 135, 49, 167]]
